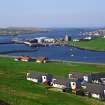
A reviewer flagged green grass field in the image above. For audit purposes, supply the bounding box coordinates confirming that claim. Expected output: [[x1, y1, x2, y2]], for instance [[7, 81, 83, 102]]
[[69, 38, 105, 51], [1, 57, 105, 105]]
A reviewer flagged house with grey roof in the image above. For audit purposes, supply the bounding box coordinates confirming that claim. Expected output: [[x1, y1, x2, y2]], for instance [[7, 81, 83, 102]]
[[68, 72, 105, 84], [69, 79, 81, 91], [68, 72, 92, 83], [52, 77, 82, 93], [82, 83, 105, 100], [26, 72, 53, 85], [91, 73, 105, 84], [52, 77, 70, 91], [27, 72, 44, 83]]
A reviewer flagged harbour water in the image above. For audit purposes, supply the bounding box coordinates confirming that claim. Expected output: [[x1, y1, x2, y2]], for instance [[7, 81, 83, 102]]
[[0, 28, 105, 64]]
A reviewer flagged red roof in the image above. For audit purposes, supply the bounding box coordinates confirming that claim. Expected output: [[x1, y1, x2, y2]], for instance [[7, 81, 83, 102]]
[[16, 56, 32, 60]]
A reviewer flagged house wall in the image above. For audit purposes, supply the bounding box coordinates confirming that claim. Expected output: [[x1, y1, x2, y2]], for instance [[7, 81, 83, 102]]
[[43, 60, 46, 63], [92, 80, 99, 84], [42, 76, 47, 83], [14, 58, 19, 61], [27, 73, 30, 76], [36, 60, 41, 63], [83, 75, 92, 82], [91, 93, 100, 99], [71, 82, 76, 90], [27, 78, 38, 83], [68, 74, 72, 79], [53, 83, 66, 89], [83, 76, 88, 82], [21, 59, 28, 62]]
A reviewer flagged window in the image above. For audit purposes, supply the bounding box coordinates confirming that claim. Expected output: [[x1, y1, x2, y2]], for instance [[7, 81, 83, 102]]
[[73, 83, 75, 85]]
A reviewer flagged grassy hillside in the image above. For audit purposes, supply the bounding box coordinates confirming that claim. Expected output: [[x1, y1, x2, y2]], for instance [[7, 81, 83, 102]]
[[69, 38, 105, 51], [0, 57, 105, 105]]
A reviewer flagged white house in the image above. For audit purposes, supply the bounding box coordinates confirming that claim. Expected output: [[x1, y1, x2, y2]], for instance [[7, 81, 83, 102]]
[[44, 38, 55, 43], [26, 72, 53, 85], [84, 36, 92, 40], [72, 39, 80, 42], [52, 78, 68, 91]]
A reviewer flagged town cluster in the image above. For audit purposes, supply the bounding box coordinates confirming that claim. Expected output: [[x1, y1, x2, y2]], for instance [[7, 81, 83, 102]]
[[73, 28, 105, 42], [13, 35, 71, 47], [26, 71, 105, 100]]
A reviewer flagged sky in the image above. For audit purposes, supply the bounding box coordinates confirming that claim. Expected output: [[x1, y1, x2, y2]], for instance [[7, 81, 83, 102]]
[[0, 0, 105, 28]]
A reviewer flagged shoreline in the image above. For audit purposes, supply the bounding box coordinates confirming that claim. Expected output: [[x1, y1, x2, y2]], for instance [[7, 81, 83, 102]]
[[69, 44, 105, 52], [0, 54, 105, 65], [69, 38, 105, 52], [0, 49, 37, 54]]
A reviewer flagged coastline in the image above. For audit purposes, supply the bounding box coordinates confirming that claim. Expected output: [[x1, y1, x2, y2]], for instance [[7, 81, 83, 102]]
[[0, 49, 37, 54], [69, 44, 105, 52], [68, 38, 105, 52], [1, 54, 105, 65]]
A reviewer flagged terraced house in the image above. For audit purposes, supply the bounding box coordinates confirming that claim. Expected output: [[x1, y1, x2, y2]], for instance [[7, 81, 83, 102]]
[[26, 71, 105, 100]]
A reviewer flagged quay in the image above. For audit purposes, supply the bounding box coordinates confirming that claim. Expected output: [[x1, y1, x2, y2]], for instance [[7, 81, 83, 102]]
[[11, 36, 70, 47], [24, 41, 68, 47]]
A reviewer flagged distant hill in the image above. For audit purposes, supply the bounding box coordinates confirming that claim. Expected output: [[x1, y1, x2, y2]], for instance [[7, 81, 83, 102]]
[[0, 27, 50, 35]]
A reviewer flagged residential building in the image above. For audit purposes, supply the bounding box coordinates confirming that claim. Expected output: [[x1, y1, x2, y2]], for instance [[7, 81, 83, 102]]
[[52, 77, 70, 91], [68, 72, 92, 83], [36, 56, 48, 63], [26, 72, 53, 85], [68, 72, 105, 84], [14, 56, 32, 62], [82, 83, 105, 100]]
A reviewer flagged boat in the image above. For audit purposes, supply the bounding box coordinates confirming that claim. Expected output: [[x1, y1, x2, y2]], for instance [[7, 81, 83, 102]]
[[71, 54, 74, 57]]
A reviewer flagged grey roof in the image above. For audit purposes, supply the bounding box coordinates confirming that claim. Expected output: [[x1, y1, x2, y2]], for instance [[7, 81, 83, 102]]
[[69, 72, 105, 80], [53, 77, 68, 85], [92, 72, 105, 80], [83, 83, 105, 94], [27, 72, 46, 79], [69, 72, 91, 80], [27, 71, 53, 79]]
